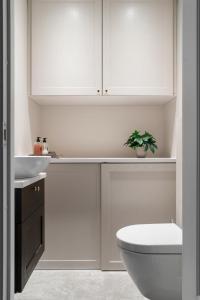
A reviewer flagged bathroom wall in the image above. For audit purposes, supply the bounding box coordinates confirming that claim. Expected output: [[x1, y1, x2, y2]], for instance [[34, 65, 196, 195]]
[[164, 99, 176, 158], [28, 99, 42, 148], [14, 0, 41, 155], [164, 0, 183, 226], [40, 105, 167, 157], [176, 0, 183, 227]]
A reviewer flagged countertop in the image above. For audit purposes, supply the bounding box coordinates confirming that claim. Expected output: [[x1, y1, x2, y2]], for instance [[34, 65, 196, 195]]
[[15, 172, 47, 189], [50, 157, 176, 164]]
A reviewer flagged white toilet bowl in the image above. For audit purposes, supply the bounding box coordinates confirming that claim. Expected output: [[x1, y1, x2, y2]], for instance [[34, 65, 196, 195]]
[[116, 223, 182, 300]]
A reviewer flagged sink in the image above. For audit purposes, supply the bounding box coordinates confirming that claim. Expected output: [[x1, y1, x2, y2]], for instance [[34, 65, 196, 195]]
[[15, 156, 51, 179]]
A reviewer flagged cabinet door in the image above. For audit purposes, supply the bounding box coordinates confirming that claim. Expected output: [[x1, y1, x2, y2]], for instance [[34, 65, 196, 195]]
[[101, 163, 176, 270], [15, 206, 44, 292], [38, 164, 101, 269], [15, 179, 44, 224], [31, 0, 102, 96], [103, 0, 174, 96]]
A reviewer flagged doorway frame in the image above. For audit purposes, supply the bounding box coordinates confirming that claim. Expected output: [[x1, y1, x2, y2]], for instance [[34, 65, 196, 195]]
[[182, 0, 200, 299], [1, 0, 200, 299], [0, 0, 14, 299]]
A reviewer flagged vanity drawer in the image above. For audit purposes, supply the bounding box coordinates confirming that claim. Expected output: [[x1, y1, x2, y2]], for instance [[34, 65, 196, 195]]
[[15, 205, 45, 293], [15, 179, 44, 224]]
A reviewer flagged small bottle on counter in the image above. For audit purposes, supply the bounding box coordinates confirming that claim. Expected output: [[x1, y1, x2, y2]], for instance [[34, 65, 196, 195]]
[[40, 137, 44, 153], [33, 137, 43, 155], [42, 138, 49, 155]]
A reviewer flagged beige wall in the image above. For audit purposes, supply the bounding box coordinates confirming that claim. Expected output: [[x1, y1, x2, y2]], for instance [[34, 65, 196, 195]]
[[14, 0, 41, 155], [40, 105, 167, 157], [164, 99, 176, 158], [176, 0, 183, 227], [164, 0, 183, 226], [28, 98, 42, 148]]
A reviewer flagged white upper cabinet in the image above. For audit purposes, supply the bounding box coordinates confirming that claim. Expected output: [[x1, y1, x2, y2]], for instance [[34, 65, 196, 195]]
[[31, 0, 102, 96], [30, 0, 175, 101], [103, 0, 174, 96]]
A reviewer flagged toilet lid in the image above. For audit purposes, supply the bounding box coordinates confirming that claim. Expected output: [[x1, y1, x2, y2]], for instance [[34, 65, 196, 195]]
[[116, 223, 182, 254]]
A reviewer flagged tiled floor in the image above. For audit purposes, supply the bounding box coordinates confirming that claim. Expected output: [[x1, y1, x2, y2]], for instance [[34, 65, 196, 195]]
[[15, 270, 148, 300]]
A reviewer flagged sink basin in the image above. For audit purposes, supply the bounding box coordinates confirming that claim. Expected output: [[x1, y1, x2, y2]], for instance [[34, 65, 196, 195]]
[[15, 156, 51, 179]]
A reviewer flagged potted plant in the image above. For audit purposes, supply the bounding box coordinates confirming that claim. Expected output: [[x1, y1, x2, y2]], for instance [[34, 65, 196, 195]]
[[124, 130, 158, 158]]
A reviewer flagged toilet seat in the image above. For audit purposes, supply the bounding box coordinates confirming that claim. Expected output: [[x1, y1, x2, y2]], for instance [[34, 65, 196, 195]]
[[116, 223, 182, 254]]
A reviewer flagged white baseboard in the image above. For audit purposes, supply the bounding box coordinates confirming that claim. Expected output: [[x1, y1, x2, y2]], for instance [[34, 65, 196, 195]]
[[101, 260, 125, 271], [37, 259, 125, 271], [37, 259, 100, 270]]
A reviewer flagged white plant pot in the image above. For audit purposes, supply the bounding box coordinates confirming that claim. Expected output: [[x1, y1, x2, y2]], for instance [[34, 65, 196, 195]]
[[136, 147, 147, 158]]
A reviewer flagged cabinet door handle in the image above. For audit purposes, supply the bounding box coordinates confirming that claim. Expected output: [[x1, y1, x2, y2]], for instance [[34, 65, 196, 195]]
[[34, 186, 37, 192], [97, 89, 100, 95], [105, 89, 108, 94], [37, 186, 40, 192]]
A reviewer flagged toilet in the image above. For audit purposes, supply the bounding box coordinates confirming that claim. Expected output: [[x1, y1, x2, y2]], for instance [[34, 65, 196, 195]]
[[116, 223, 182, 300]]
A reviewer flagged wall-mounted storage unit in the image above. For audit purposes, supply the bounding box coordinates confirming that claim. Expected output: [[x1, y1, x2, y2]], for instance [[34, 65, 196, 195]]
[[31, 0, 102, 96], [103, 0, 174, 96], [30, 0, 175, 104]]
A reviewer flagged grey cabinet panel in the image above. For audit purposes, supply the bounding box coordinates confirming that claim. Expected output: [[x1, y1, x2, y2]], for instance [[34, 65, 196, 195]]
[[101, 163, 176, 270], [39, 164, 101, 269], [39, 163, 176, 271]]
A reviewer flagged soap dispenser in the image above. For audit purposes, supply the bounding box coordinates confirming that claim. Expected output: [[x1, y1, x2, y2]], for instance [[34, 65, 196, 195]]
[[33, 137, 42, 155], [42, 138, 49, 155]]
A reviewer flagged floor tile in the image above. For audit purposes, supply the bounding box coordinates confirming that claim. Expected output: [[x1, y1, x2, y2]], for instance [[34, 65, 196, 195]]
[[15, 270, 147, 300]]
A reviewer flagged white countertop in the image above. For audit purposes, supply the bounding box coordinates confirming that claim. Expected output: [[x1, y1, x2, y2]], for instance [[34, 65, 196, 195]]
[[15, 172, 47, 189], [51, 157, 176, 164]]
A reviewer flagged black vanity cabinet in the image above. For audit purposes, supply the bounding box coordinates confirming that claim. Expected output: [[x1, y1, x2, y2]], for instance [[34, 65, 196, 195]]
[[15, 179, 45, 293]]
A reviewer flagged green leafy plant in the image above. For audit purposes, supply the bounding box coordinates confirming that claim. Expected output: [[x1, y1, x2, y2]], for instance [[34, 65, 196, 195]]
[[124, 130, 158, 154]]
